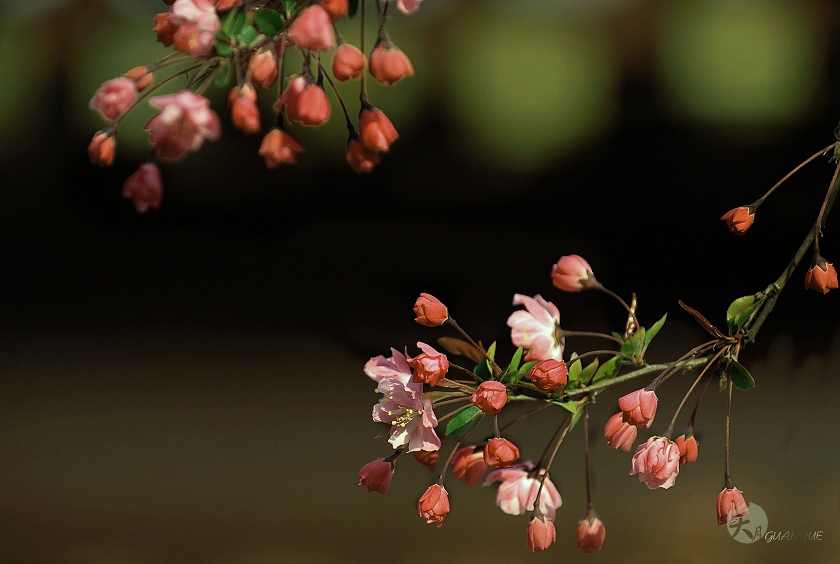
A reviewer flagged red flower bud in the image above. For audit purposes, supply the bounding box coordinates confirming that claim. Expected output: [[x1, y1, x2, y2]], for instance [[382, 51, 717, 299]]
[[332, 43, 365, 80], [529, 359, 568, 391], [450, 446, 487, 485], [258, 128, 304, 168], [228, 85, 261, 134], [249, 49, 278, 88], [716, 485, 749, 525], [88, 131, 116, 167], [526, 515, 556, 552], [413, 293, 448, 326], [721, 206, 755, 235], [484, 437, 520, 468], [804, 255, 839, 295], [551, 254, 596, 292], [618, 388, 658, 428], [359, 107, 398, 152], [675, 432, 699, 464], [124, 66, 154, 91], [410, 341, 449, 387], [346, 137, 379, 173], [412, 449, 439, 472], [576, 511, 606, 553], [320, 0, 349, 21], [603, 412, 637, 452], [470, 381, 507, 414], [369, 43, 415, 85], [418, 484, 450, 528], [153, 12, 177, 47], [357, 458, 394, 495], [288, 5, 335, 51]]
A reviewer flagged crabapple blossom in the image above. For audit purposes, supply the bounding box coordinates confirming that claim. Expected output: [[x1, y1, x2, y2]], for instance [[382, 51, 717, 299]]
[[507, 294, 564, 362], [249, 49, 278, 88], [618, 388, 658, 428], [363, 347, 412, 385], [412, 450, 439, 471], [358, 458, 394, 495], [413, 293, 448, 326], [258, 128, 304, 168], [484, 437, 520, 469], [630, 436, 680, 489], [285, 80, 330, 126], [451, 446, 488, 485], [123, 66, 154, 91], [576, 512, 606, 553], [213, 0, 241, 9], [804, 256, 838, 294], [122, 162, 163, 214], [603, 412, 638, 452], [332, 43, 366, 81], [418, 484, 450, 527], [89, 77, 137, 121], [526, 515, 556, 552], [228, 85, 261, 134], [320, 0, 349, 21], [716, 486, 749, 525], [550, 254, 596, 292], [359, 107, 399, 152], [484, 461, 562, 521], [288, 5, 335, 51], [397, 0, 424, 14], [410, 341, 449, 387], [529, 359, 568, 391], [470, 381, 507, 414], [346, 138, 380, 173], [144, 90, 220, 160], [721, 206, 755, 235], [170, 0, 220, 59], [88, 131, 116, 167], [372, 378, 440, 452], [153, 12, 177, 46], [369, 43, 415, 85], [675, 432, 699, 464]]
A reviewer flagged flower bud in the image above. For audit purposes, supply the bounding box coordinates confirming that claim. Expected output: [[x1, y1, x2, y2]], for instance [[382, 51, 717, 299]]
[[288, 5, 335, 51], [320, 0, 349, 21], [122, 162, 163, 214], [124, 66, 154, 91], [153, 12, 177, 47], [618, 388, 658, 428], [804, 255, 839, 295], [716, 485, 749, 525], [470, 381, 507, 414], [721, 206, 755, 235], [359, 107, 399, 152], [332, 43, 365, 80], [258, 128, 304, 168], [450, 446, 487, 485], [292, 83, 331, 126], [529, 359, 568, 391], [411, 341, 449, 387], [397, 0, 424, 14], [89, 77, 138, 121], [357, 458, 394, 495], [413, 293, 448, 326], [576, 511, 606, 553], [484, 437, 520, 469], [630, 436, 680, 489], [346, 137, 379, 173], [228, 84, 261, 134], [550, 254, 596, 292], [418, 484, 450, 527], [249, 49, 278, 88], [603, 412, 637, 452], [674, 431, 699, 464], [214, 0, 242, 10], [526, 514, 556, 552], [88, 131, 116, 167], [369, 43, 415, 85], [412, 449, 439, 472]]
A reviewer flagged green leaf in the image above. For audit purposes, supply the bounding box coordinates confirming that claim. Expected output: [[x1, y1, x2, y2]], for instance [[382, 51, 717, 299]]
[[593, 355, 621, 383], [509, 346, 523, 374], [726, 294, 762, 334], [486, 341, 497, 361], [236, 24, 258, 46], [612, 332, 625, 341], [579, 358, 600, 385], [445, 405, 484, 438], [215, 38, 231, 57], [221, 7, 241, 34], [474, 359, 492, 381], [642, 314, 667, 353], [213, 62, 232, 86], [569, 406, 584, 431], [508, 360, 538, 384], [253, 8, 285, 37], [621, 327, 645, 364], [230, 10, 247, 36], [554, 400, 578, 414], [567, 353, 581, 385], [729, 360, 756, 390], [284, 0, 302, 17], [349, 0, 359, 18]]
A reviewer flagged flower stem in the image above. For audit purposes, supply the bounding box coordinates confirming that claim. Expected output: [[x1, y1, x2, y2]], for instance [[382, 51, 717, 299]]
[[594, 283, 640, 332], [663, 346, 726, 438]]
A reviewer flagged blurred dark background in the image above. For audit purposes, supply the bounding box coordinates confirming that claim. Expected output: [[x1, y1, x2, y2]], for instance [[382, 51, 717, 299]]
[[1, 0, 838, 562]]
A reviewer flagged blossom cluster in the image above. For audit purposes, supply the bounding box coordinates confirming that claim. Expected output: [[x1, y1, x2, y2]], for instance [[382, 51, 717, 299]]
[[88, 0, 424, 213]]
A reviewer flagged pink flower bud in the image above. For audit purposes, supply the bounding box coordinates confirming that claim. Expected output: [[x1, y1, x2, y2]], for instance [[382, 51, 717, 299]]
[[717, 485, 749, 525], [418, 484, 450, 528], [526, 515, 556, 552], [397, 0, 424, 14], [451, 446, 487, 485], [412, 449, 439, 472], [470, 381, 507, 414], [550, 254, 596, 292], [332, 43, 365, 81], [288, 5, 335, 51], [249, 49, 278, 88], [124, 66, 154, 91], [213, 0, 242, 9], [484, 438, 520, 469], [804, 256, 839, 295], [89, 77, 138, 121], [290, 83, 330, 126], [576, 512, 606, 553], [228, 85, 261, 134], [88, 131, 116, 167], [529, 359, 568, 391], [618, 388, 658, 428], [369, 43, 415, 85], [258, 128, 304, 168], [346, 138, 379, 173], [721, 206, 755, 235], [674, 432, 699, 464], [122, 162, 163, 214], [603, 412, 637, 452], [413, 293, 448, 326], [411, 341, 449, 387], [359, 107, 399, 152], [630, 436, 680, 489], [357, 458, 394, 495], [153, 12, 177, 47], [320, 0, 348, 21]]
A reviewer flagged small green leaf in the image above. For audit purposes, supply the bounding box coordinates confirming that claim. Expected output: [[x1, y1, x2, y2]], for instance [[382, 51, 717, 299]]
[[474, 360, 492, 381], [509, 360, 538, 384], [230, 10, 247, 36], [642, 314, 667, 353], [554, 400, 578, 414], [729, 360, 756, 390], [569, 406, 584, 431], [221, 7, 240, 34], [593, 355, 621, 383], [579, 358, 600, 385], [621, 327, 645, 364], [612, 332, 625, 341], [567, 353, 581, 385], [236, 24, 258, 46], [486, 341, 497, 361], [253, 8, 285, 37], [349, 0, 359, 17], [726, 294, 763, 334], [445, 405, 484, 438], [284, 0, 301, 16], [509, 346, 523, 374], [213, 62, 232, 86]]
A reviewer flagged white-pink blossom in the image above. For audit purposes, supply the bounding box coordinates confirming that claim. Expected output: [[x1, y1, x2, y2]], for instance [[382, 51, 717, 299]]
[[364, 347, 412, 385], [506, 294, 565, 362], [171, 0, 220, 58], [144, 90, 220, 160], [483, 461, 562, 521], [89, 77, 138, 121], [372, 379, 440, 452]]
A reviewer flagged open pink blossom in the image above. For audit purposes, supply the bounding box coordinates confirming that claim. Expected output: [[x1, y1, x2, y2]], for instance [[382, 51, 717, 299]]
[[90, 77, 138, 121], [170, 0, 220, 59], [144, 90, 220, 160], [506, 294, 564, 362], [484, 461, 562, 521], [364, 347, 412, 385], [630, 436, 680, 489], [372, 378, 440, 452], [397, 0, 424, 14], [122, 162, 163, 213]]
